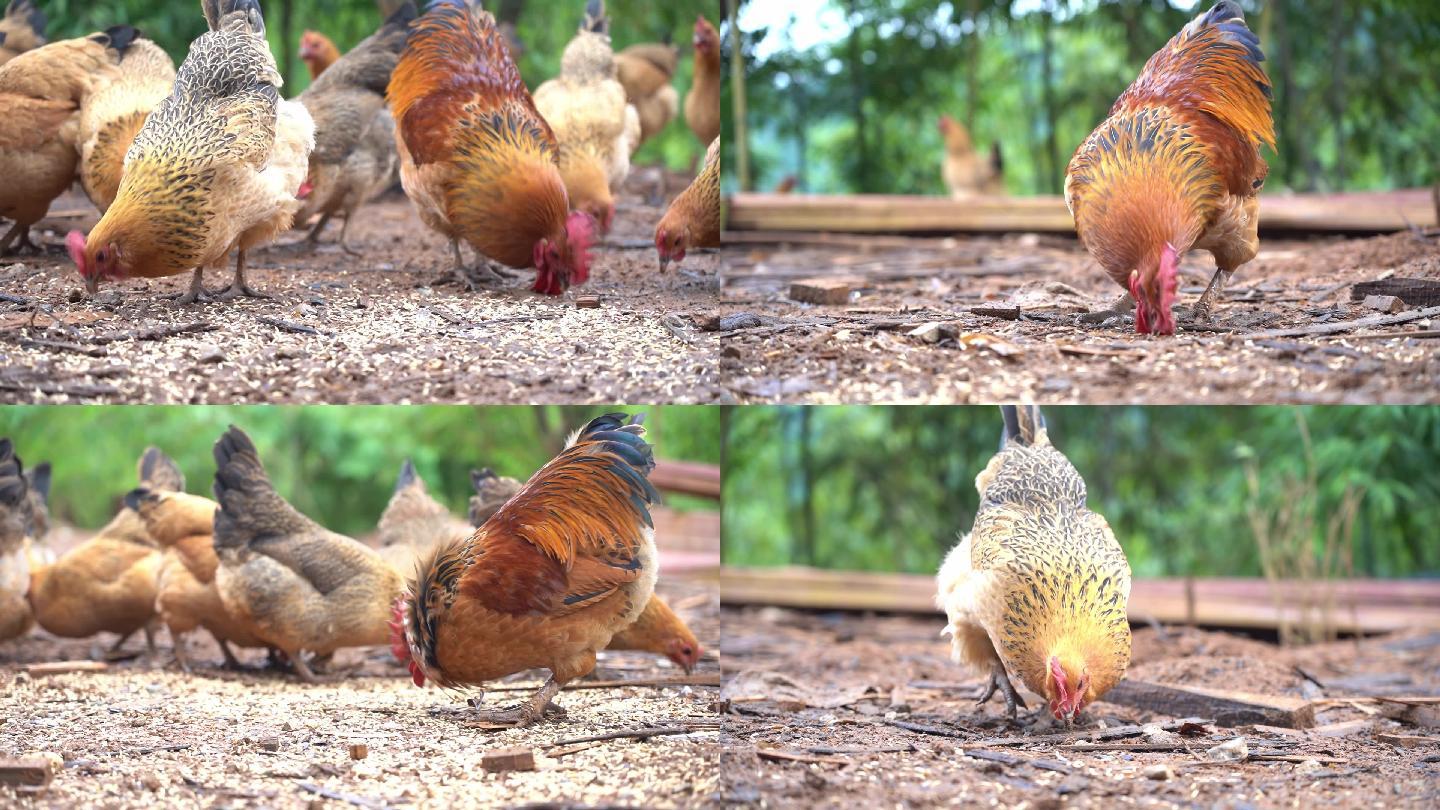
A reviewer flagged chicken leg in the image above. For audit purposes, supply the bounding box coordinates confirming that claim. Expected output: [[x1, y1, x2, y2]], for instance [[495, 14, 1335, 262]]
[[210, 631, 243, 669], [216, 250, 271, 300], [468, 674, 566, 728], [1079, 292, 1135, 326], [1189, 267, 1232, 322], [975, 660, 1027, 720], [0, 222, 40, 256], [175, 267, 211, 305], [304, 211, 333, 248]]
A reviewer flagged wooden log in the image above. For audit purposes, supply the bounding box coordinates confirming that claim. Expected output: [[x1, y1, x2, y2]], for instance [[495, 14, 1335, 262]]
[[0, 758, 55, 794], [649, 460, 720, 500], [1101, 680, 1315, 729], [725, 189, 1439, 235], [790, 279, 858, 306], [1351, 278, 1440, 307], [1376, 734, 1439, 748], [481, 748, 536, 773], [24, 660, 108, 676]]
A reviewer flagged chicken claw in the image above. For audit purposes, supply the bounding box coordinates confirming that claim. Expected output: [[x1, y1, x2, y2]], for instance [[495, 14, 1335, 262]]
[[1079, 292, 1136, 326], [1189, 267, 1233, 322], [975, 661, 1027, 720], [467, 676, 566, 728], [214, 250, 273, 301]]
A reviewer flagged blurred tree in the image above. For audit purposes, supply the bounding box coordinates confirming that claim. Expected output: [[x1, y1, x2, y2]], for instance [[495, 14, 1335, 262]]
[[729, 0, 1440, 195], [0, 405, 718, 536], [723, 406, 1440, 579]]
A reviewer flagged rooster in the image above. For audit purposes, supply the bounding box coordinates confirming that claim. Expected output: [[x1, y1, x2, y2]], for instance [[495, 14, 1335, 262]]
[[684, 15, 719, 147], [0, 439, 38, 642], [1065, 1, 1274, 335], [532, 0, 641, 233], [77, 37, 177, 213], [655, 136, 718, 273], [937, 405, 1131, 724], [296, 2, 414, 253], [0, 0, 45, 66], [69, 0, 316, 304], [392, 413, 659, 727], [0, 25, 135, 255], [388, 0, 594, 295]]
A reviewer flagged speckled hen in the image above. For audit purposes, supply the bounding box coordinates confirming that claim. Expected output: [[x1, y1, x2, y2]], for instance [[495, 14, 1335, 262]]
[[937, 405, 1132, 724]]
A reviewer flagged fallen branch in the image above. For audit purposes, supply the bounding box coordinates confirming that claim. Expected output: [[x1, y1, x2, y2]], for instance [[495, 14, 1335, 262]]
[[0, 380, 120, 399], [884, 719, 971, 739], [756, 747, 851, 766], [1346, 329, 1440, 340], [961, 748, 1072, 774], [971, 718, 1211, 748], [24, 661, 109, 676], [294, 781, 394, 810], [256, 316, 327, 337], [1238, 305, 1440, 341], [86, 321, 215, 344], [16, 337, 108, 357], [0, 293, 30, 305], [486, 673, 719, 692], [545, 725, 695, 749]]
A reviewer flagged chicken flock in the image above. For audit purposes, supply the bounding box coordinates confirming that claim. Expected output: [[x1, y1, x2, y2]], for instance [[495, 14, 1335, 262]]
[[0, 412, 705, 728], [0, 0, 721, 301]]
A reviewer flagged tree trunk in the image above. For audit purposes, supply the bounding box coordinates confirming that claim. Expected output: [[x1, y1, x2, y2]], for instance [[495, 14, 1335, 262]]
[[1272, 0, 1298, 188], [966, 0, 981, 130], [847, 0, 870, 192], [799, 408, 816, 567], [1039, 2, 1058, 194], [1327, 0, 1347, 190], [728, 0, 750, 191], [279, 0, 295, 88]]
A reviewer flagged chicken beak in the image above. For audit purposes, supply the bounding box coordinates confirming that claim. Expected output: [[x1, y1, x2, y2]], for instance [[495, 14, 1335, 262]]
[[83, 275, 99, 296], [658, 256, 670, 273]]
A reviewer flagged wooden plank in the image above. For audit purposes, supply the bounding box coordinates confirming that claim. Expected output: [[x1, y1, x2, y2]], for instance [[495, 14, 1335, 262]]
[[725, 189, 1439, 235], [1101, 680, 1315, 729], [0, 757, 55, 794], [650, 460, 720, 500], [481, 748, 536, 773], [720, 567, 1440, 634], [24, 660, 108, 676], [1351, 278, 1440, 307]]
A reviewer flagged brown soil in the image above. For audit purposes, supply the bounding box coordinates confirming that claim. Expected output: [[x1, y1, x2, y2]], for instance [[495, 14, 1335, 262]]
[[0, 578, 721, 808], [720, 232, 1440, 403], [0, 172, 719, 404], [720, 607, 1440, 808]]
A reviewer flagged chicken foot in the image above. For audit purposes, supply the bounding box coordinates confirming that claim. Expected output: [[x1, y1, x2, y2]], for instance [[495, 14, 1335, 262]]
[[1078, 292, 1135, 326], [1189, 266, 1232, 322], [467, 675, 567, 728], [215, 250, 272, 301], [0, 222, 41, 256], [975, 661, 1027, 720], [304, 212, 333, 247], [174, 267, 212, 306], [210, 632, 243, 669], [444, 239, 516, 289]]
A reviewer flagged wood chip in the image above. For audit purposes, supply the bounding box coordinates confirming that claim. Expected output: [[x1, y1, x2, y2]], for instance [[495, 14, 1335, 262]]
[[574, 295, 602, 309], [970, 304, 1021, 320], [481, 748, 536, 773], [1376, 733, 1439, 748], [790, 278, 858, 305], [756, 747, 850, 766], [24, 661, 108, 676], [0, 757, 55, 795], [348, 743, 368, 760], [1362, 294, 1405, 313]]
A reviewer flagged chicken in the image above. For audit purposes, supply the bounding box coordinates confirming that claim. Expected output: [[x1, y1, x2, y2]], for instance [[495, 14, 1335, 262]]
[[655, 136, 718, 272], [295, 2, 414, 252], [69, 0, 316, 304], [374, 459, 471, 582], [28, 448, 184, 653], [0, 439, 39, 642], [614, 40, 677, 149], [532, 0, 640, 233], [392, 413, 659, 727], [0, 25, 135, 254], [77, 37, 177, 213], [684, 15, 719, 147], [939, 115, 1003, 198], [125, 485, 271, 671], [607, 593, 701, 674], [466, 467, 521, 526], [298, 30, 339, 80], [773, 175, 796, 194], [1065, 1, 1274, 335], [0, 0, 45, 65], [388, 0, 594, 295], [211, 426, 404, 681], [937, 406, 1131, 724]]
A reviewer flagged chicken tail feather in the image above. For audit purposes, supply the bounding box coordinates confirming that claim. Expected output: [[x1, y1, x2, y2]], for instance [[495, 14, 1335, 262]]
[[999, 405, 1047, 450], [203, 0, 265, 35], [211, 426, 312, 550]]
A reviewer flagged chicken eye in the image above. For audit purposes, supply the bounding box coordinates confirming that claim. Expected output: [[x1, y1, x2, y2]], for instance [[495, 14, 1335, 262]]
[[97, 248, 108, 263]]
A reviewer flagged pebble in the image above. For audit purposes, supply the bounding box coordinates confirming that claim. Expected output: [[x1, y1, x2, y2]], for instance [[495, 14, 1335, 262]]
[[1142, 764, 1175, 781], [1205, 737, 1248, 762]]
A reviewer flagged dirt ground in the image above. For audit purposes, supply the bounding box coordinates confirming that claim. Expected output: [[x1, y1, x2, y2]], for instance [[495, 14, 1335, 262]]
[[0, 577, 721, 808], [720, 607, 1440, 808], [720, 231, 1440, 403], [0, 170, 719, 404]]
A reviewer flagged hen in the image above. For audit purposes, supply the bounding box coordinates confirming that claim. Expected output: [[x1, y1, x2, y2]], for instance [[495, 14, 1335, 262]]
[[70, 0, 315, 303], [374, 459, 472, 581], [937, 406, 1131, 724], [126, 485, 271, 671], [0, 25, 135, 254], [0, 0, 45, 65], [388, 0, 594, 295], [296, 2, 414, 252], [466, 467, 521, 526], [655, 136, 718, 272], [211, 426, 403, 681], [29, 448, 182, 653], [392, 413, 659, 726], [607, 593, 702, 674], [939, 115, 1003, 198], [614, 40, 677, 150], [532, 0, 640, 233], [1065, 1, 1274, 335], [684, 15, 719, 147], [298, 29, 339, 80], [78, 37, 177, 213], [0, 440, 39, 642]]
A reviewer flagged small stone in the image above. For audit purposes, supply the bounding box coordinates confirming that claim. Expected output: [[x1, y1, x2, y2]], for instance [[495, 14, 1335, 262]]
[[68, 288, 84, 303], [908, 322, 950, 344], [1205, 737, 1248, 762], [141, 773, 163, 791], [1142, 764, 1174, 781], [1362, 294, 1404, 313], [1296, 759, 1323, 773]]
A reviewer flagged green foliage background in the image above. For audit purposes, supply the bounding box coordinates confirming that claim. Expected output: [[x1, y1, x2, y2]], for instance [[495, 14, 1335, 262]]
[[730, 0, 1440, 194], [34, 0, 712, 170], [723, 406, 1440, 578], [0, 405, 719, 535]]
